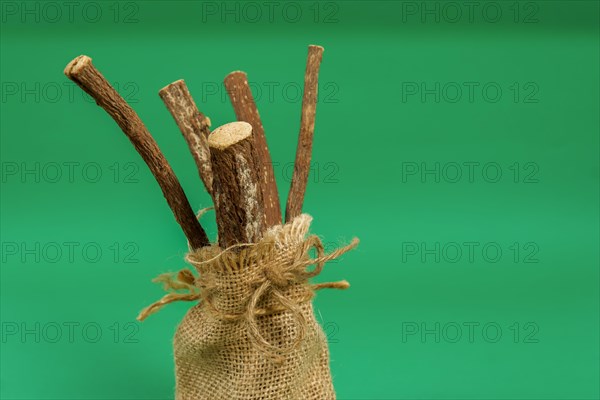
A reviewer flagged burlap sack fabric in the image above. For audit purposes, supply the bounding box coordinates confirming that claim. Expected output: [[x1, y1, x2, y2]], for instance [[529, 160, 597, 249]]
[[138, 214, 358, 400]]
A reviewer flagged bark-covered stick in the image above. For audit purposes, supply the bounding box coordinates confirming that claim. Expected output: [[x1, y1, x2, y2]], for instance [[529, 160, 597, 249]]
[[64, 55, 210, 249], [159, 80, 213, 195], [224, 71, 282, 227], [286, 45, 324, 222], [208, 121, 265, 248]]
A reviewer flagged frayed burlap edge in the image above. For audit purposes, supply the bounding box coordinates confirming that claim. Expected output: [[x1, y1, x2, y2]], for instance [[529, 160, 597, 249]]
[[137, 213, 358, 362]]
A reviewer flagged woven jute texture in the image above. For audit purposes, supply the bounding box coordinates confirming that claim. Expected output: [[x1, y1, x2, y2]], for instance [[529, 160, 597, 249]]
[[138, 214, 358, 400]]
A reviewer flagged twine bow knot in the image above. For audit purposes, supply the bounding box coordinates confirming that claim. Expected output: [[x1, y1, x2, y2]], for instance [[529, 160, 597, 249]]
[[137, 235, 358, 363], [263, 258, 298, 288]]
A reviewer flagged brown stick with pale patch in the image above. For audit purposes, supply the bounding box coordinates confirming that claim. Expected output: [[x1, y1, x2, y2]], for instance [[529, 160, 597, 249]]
[[64, 55, 210, 249], [159, 80, 213, 195], [208, 121, 265, 248], [224, 71, 282, 227], [286, 45, 324, 222]]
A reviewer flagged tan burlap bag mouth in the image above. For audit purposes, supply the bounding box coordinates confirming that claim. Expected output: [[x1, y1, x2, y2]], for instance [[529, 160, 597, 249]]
[[137, 214, 358, 400]]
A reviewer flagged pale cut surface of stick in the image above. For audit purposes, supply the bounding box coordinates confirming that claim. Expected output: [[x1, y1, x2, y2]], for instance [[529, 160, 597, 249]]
[[208, 121, 265, 248], [159, 80, 213, 195], [224, 71, 282, 227], [286, 45, 324, 222], [64, 55, 209, 249]]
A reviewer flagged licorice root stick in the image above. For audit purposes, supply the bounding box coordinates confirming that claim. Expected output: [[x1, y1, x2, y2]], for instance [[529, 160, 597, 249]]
[[224, 71, 282, 227], [285, 45, 324, 222], [64, 55, 210, 249], [159, 80, 213, 195], [208, 121, 265, 248]]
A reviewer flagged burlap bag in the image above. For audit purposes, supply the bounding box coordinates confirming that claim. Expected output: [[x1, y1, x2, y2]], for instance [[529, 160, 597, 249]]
[[138, 214, 358, 400]]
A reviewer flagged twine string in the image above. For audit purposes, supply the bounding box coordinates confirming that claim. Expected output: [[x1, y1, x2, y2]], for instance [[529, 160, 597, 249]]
[[137, 235, 359, 362]]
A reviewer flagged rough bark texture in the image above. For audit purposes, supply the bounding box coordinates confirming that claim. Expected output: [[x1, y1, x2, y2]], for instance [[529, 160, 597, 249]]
[[286, 45, 324, 222], [64, 55, 209, 249], [224, 71, 282, 227], [208, 121, 265, 248], [159, 80, 213, 195]]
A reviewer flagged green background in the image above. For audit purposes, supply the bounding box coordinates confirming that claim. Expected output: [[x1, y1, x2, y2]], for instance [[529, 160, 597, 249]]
[[1, 1, 598, 399]]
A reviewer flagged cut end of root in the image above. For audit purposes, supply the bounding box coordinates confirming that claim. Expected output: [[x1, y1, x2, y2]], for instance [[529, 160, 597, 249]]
[[309, 45, 324, 53], [224, 70, 248, 82], [64, 55, 92, 78], [159, 79, 185, 96], [208, 121, 252, 150]]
